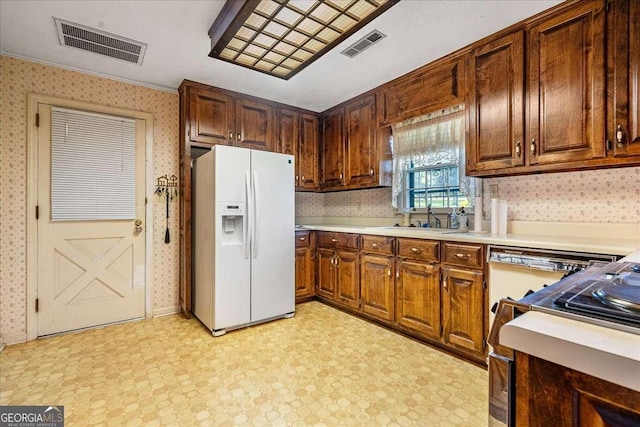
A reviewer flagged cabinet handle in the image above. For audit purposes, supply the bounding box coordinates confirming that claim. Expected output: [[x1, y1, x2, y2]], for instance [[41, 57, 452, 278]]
[[295, 175, 299, 183], [335, 256, 339, 267], [443, 275, 448, 292], [298, 237, 306, 241], [371, 243, 379, 248], [515, 140, 521, 157], [229, 131, 233, 140], [301, 175, 305, 182], [387, 268, 391, 277], [339, 173, 343, 180], [410, 247, 422, 254], [616, 125, 624, 147], [331, 238, 338, 243], [370, 168, 374, 176], [455, 253, 470, 259], [237, 133, 242, 142], [530, 139, 536, 155], [396, 270, 400, 279]]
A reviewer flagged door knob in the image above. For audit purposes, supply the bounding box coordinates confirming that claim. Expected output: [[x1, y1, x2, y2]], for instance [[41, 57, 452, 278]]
[[134, 219, 143, 234]]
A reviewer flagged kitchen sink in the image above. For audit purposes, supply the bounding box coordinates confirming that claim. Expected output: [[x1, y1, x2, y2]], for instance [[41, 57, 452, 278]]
[[367, 226, 468, 234]]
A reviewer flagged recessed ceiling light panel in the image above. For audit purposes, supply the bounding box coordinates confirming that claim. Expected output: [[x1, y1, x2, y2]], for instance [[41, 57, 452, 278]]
[[208, 0, 399, 80]]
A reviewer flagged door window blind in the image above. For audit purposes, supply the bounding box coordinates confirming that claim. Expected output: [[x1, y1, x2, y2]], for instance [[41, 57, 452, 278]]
[[51, 107, 137, 221]]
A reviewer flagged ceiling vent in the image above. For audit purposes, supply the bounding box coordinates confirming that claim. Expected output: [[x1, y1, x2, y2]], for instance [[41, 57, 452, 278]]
[[341, 30, 386, 58], [54, 17, 147, 65]]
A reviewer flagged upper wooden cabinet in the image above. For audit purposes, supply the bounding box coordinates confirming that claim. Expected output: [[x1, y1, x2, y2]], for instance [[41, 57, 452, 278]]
[[377, 56, 465, 127], [320, 108, 345, 189], [467, 31, 526, 172], [319, 94, 392, 191], [182, 82, 276, 151], [278, 109, 319, 190], [610, 0, 640, 157], [345, 95, 378, 187], [527, 0, 606, 165], [236, 99, 275, 151], [468, 0, 640, 177], [188, 87, 234, 146]]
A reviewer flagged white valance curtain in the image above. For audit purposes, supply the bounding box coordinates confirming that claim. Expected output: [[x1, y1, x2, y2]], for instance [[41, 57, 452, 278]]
[[390, 105, 474, 208]]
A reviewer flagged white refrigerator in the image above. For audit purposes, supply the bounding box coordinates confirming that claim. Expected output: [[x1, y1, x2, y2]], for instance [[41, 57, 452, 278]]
[[192, 145, 295, 336]]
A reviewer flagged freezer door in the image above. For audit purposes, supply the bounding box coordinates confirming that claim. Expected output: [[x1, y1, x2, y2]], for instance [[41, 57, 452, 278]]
[[250, 149, 295, 322], [213, 145, 252, 330]]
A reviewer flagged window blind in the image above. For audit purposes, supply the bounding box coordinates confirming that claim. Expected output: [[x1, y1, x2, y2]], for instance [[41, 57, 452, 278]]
[[51, 107, 137, 221]]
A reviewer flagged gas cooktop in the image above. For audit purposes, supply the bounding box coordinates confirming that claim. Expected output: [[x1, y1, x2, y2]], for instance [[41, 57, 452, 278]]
[[531, 262, 640, 335]]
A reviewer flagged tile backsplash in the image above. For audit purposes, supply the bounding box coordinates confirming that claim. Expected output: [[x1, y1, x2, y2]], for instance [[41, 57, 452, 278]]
[[297, 166, 640, 223]]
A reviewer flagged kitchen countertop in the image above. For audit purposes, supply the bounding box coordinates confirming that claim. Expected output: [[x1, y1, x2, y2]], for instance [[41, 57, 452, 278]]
[[296, 224, 640, 256], [501, 311, 640, 392]]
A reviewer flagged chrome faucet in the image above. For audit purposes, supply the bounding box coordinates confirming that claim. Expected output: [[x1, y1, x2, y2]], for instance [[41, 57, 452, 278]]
[[427, 205, 442, 228]]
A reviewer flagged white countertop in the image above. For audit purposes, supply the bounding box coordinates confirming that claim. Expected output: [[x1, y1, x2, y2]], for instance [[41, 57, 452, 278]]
[[501, 311, 640, 392], [296, 224, 640, 256]]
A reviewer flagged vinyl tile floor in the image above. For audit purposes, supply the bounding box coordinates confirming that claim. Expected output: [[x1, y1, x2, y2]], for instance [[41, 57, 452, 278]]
[[0, 302, 488, 426]]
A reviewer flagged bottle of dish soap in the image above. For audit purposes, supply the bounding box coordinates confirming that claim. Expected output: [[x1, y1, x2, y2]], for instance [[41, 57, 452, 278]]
[[450, 208, 459, 229], [458, 207, 468, 230]]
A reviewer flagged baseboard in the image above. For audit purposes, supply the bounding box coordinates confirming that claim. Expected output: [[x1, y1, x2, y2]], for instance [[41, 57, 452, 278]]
[[1, 332, 27, 347], [152, 306, 181, 317]]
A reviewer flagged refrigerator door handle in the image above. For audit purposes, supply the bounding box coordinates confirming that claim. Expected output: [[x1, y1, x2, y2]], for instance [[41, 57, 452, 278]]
[[252, 171, 259, 258], [244, 170, 251, 259]]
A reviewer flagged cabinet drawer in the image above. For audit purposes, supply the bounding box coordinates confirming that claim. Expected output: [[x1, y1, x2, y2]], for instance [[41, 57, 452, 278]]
[[443, 242, 484, 269], [295, 231, 311, 248], [361, 235, 394, 255], [317, 232, 360, 250], [397, 238, 439, 263]]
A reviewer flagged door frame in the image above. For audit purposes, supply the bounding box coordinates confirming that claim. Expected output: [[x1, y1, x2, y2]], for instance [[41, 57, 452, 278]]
[[26, 93, 155, 341]]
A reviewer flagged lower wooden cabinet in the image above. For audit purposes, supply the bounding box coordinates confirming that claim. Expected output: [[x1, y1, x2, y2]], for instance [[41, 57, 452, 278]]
[[312, 231, 487, 364], [360, 254, 395, 321], [294, 231, 315, 301], [317, 248, 337, 300], [336, 251, 360, 309], [442, 267, 485, 354], [515, 352, 640, 426], [395, 260, 441, 339]]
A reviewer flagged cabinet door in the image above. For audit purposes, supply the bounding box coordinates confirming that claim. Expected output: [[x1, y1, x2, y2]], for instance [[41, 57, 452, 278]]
[[320, 108, 345, 188], [527, 0, 606, 165], [299, 113, 319, 189], [278, 108, 299, 187], [317, 248, 336, 300], [360, 254, 394, 321], [278, 108, 299, 156], [345, 95, 378, 186], [189, 88, 234, 145], [236, 99, 275, 151], [442, 267, 484, 354], [336, 250, 360, 309], [295, 246, 315, 300], [611, 0, 640, 157], [395, 260, 441, 339], [467, 31, 525, 172]]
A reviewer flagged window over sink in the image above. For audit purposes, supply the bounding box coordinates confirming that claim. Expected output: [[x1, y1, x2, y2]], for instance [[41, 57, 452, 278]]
[[391, 105, 475, 211]]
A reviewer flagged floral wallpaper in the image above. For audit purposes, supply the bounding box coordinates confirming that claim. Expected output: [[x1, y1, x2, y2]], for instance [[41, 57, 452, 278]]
[[0, 56, 179, 343], [297, 167, 640, 224]]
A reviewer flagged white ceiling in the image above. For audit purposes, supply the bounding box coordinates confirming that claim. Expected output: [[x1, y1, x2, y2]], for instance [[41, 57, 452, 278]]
[[0, 0, 561, 112]]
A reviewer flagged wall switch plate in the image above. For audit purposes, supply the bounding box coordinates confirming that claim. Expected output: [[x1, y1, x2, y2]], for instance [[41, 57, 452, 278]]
[[489, 184, 499, 198]]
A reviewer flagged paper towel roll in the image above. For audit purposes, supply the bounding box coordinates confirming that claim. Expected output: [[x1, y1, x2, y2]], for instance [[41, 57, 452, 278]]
[[490, 198, 499, 234], [474, 196, 483, 232], [498, 200, 508, 234]]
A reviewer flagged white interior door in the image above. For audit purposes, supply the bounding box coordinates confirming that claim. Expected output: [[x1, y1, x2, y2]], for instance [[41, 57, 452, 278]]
[[36, 104, 146, 336]]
